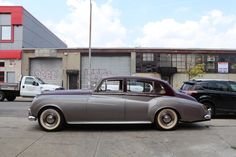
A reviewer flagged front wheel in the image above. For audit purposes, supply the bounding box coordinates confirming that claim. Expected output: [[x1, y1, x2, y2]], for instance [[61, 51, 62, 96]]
[[155, 108, 179, 131], [38, 108, 64, 131]]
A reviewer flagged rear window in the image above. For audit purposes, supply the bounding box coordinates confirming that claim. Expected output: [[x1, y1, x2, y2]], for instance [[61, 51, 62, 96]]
[[181, 83, 194, 90]]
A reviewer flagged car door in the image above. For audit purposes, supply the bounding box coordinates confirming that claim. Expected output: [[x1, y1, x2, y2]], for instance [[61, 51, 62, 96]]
[[86, 79, 125, 121], [124, 79, 166, 121], [20, 77, 41, 97], [209, 81, 233, 112]]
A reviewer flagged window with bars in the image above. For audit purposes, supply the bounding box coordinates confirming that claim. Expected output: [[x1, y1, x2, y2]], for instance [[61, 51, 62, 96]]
[[143, 53, 154, 61]]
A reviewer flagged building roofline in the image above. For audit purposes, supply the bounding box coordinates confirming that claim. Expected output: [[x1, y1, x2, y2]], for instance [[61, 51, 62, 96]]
[[23, 47, 236, 54]]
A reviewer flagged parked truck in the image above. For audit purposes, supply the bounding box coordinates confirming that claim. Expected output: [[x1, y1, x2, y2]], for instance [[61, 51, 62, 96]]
[[0, 76, 63, 101]]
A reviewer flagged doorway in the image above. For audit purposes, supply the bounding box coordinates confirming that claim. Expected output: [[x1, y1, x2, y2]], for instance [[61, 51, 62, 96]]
[[67, 70, 79, 89]]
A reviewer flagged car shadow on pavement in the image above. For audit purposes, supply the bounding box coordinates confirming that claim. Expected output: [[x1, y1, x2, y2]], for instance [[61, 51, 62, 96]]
[[62, 123, 210, 132]]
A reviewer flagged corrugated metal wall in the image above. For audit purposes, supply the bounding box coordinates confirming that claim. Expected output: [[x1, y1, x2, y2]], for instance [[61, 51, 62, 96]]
[[30, 58, 63, 85], [81, 56, 131, 89]]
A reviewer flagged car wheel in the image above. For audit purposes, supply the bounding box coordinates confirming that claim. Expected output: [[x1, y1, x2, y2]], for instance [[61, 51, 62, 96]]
[[201, 101, 215, 117], [0, 91, 5, 101], [6, 95, 16, 101], [38, 108, 64, 131], [155, 108, 178, 131]]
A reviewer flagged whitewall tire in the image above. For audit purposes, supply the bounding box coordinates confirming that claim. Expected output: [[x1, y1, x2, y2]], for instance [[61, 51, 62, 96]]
[[155, 108, 178, 130]]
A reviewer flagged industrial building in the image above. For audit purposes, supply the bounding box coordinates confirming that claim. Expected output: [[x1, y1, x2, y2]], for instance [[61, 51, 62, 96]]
[[0, 6, 67, 83], [22, 48, 236, 90]]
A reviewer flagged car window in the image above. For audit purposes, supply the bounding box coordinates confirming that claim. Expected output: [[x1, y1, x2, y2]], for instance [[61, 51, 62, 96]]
[[215, 82, 229, 91], [154, 82, 166, 95], [127, 79, 154, 93], [98, 80, 123, 92], [24, 77, 35, 85], [229, 82, 236, 92]]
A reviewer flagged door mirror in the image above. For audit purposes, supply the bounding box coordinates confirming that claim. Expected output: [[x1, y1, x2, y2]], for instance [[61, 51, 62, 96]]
[[32, 81, 39, 86]]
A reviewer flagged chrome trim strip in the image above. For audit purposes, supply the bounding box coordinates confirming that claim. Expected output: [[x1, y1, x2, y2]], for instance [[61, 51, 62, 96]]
[[67, 121, 152, 124]]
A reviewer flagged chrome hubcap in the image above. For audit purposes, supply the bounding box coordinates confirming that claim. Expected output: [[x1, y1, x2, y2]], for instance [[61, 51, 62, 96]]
[[46, 114, 56, 124], [162, 114, 172, 124]]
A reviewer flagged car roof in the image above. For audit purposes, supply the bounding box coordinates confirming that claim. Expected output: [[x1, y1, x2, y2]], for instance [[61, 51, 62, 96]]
[[184, 79, 232, 84], [102, 75, 165, 82]]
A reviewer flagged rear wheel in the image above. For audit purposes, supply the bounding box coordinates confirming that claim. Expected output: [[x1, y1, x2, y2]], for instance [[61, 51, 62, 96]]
[[38, 108, 64, 131], [6, 95, 16, 101], [155, 108, 178, 131], [0, 91, 5, 101]]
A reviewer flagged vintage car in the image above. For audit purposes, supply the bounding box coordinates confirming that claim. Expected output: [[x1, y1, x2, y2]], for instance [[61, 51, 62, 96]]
[[28, 76, 211, 131]]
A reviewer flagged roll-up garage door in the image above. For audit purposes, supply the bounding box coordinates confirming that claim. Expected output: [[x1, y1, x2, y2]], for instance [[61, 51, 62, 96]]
[[81, 56, 131, 89], [30, 58, 63, 85]]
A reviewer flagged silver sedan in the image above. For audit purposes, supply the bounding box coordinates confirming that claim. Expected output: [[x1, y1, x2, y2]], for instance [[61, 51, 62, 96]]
[[28, 76, 211, 131]]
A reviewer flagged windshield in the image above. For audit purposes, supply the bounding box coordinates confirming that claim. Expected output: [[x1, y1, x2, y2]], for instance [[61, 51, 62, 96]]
[[36, 77, 46, 84]]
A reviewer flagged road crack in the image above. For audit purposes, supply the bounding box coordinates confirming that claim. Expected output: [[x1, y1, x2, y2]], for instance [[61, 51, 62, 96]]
[[93, 131, 103, 157], [15, 133, 46, 157]]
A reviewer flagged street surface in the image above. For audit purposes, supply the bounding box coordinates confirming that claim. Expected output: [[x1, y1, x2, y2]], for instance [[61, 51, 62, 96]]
[[0, 99, 236, 157]]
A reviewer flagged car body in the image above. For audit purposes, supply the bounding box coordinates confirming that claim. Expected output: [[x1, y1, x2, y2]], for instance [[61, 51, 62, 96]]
[[28, 76, 211, 131], [180, 79, 236, 116]]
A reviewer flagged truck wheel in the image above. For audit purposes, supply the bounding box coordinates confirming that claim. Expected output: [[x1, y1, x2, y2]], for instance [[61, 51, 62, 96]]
[[0, 91, 5, 101], [6, 95, 16, 101]]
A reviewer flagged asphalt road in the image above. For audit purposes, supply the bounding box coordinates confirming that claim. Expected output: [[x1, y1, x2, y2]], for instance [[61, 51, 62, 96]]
[[0, 100, 236, 157]]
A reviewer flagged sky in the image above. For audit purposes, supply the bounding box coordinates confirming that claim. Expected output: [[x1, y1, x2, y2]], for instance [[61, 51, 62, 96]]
[[1, 0, 236, 49]]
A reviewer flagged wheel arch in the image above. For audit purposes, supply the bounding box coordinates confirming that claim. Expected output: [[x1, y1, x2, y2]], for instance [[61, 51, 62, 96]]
[[37, 105, 66, 122]]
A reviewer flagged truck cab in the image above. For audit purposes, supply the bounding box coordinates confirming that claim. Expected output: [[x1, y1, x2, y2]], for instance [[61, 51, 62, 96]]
[[20, 76, 63, 97], [0, 76, 63, 101]]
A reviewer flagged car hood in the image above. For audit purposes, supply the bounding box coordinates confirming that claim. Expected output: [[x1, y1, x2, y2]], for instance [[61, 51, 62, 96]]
[[41, 89, 92, 95], [175, 91, 197, 102]]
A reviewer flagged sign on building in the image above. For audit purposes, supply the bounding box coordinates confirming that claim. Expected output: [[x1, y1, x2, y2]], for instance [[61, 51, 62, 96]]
[[218, 62, 228, 73]]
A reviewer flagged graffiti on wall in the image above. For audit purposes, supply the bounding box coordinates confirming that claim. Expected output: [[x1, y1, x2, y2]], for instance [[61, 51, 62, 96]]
[[32, 69, 60, 81], [82, 68, 113, 88]]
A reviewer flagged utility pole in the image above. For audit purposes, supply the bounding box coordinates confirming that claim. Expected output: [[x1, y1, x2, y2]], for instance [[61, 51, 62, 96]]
[[88, 0, 92, 89]]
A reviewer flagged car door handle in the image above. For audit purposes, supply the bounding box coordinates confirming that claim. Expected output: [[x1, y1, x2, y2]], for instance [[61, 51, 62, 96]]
[[22, 85, 25, 88]]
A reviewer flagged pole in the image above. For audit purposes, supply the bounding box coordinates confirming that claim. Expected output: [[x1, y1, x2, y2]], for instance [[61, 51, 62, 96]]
[[88, 0, 92, 89]]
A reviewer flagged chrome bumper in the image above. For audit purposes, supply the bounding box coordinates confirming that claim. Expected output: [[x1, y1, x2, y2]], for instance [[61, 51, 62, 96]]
[[204, 109, 212, 120], [28, 108, 36, 121]]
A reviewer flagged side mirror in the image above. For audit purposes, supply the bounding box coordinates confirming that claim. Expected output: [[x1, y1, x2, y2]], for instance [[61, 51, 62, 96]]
[[32, 81, 39, 86]]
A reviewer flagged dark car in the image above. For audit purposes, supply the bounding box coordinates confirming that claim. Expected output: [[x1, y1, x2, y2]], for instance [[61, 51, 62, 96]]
[[28, 76, 211, 131], [180, 79, 236, 116]]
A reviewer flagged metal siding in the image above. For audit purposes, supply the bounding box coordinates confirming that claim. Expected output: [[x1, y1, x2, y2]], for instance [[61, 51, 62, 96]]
[[22, 10, 67, 48], [81, 56, 131, 89], [30, 58, 63, 85], [0, 26, 23, 50]]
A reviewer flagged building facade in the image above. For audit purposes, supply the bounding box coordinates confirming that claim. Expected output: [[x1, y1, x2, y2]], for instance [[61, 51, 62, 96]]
[[22, 48, 236, 90], [0, 6, 67, 83]]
